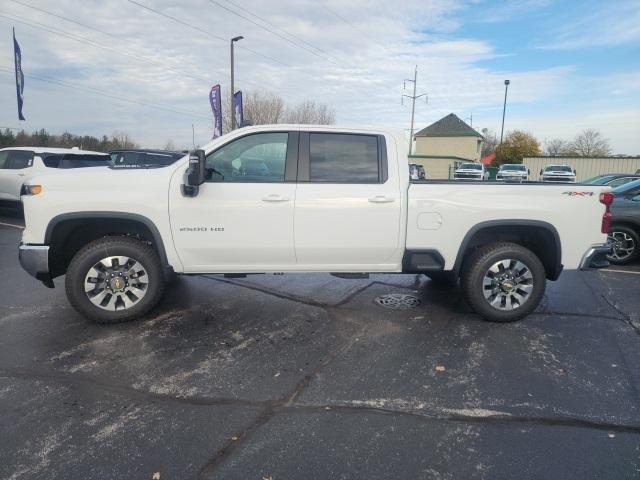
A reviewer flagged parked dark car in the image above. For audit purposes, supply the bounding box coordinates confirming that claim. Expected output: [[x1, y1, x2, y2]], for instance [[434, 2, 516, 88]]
[[608, 179, 640, 264], [109, 149, 186, 168], [583, 173, 640, 188]]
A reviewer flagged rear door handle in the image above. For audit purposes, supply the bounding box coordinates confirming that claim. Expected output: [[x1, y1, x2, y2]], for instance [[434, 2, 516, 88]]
[[368, 195, 395, 204], [262, 194, 289, 203]]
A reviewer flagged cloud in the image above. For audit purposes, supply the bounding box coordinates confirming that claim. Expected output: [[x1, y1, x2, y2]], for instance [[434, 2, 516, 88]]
[[0, 0, 636, 154], [538, 1, 640, 49]]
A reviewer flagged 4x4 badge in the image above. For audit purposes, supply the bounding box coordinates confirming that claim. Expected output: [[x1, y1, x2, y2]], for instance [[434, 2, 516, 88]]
[[562, 191, 594, 197]]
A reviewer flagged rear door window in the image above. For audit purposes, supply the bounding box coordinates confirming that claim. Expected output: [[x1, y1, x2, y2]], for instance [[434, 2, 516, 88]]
[[60, 154, 111, 168], [308, 133, 380, 183]]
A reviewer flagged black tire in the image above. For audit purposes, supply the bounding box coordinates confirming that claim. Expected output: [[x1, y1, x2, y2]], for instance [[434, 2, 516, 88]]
[[607, 225, 640, 265], [65, 236, 165, 324], [461, 242, 546, 323]]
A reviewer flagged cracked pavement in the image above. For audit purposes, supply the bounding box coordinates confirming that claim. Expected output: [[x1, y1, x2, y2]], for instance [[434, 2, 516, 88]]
[[1, 209, 639, 479]]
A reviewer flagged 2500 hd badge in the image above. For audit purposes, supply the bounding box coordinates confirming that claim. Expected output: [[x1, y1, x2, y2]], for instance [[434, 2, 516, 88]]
[[179, 227, 225, 232]]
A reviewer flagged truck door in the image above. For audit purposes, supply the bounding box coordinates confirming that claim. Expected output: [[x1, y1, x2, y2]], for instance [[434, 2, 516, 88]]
[[169, 131, 298, 271], [294, 132, 403, 270], [0, 150, 34, 202]]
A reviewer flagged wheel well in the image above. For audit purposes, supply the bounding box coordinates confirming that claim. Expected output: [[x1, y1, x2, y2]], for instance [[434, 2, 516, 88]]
[[47, 216, 166, 278], [610, 221, 640, 235], [455, 223, 562, 280]]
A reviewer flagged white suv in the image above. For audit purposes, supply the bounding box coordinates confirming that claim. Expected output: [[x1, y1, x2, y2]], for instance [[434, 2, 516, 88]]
[[496, 164, 530, 182], [0, 147, 111, 204], [453, 162, 489, 180], [540, 164, 576, 183]]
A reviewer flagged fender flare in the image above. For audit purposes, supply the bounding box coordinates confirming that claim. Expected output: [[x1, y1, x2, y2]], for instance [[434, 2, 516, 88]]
[[452, 219, 563, 280], [44, 211, 169, 267]]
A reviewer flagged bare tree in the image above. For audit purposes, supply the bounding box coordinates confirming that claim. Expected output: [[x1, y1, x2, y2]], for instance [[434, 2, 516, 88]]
[[111, 131, 138, 149], [480, 128, 498, 157], [568, 129, 611, 156], [163, 139, 176, 150], [284, 100, 335, 124], [221, 91, 334, 132], [544, 138, 570, 156]]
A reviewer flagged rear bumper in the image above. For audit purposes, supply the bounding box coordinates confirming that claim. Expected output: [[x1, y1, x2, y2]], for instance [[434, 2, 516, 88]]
[[579, 244, 611, 270], [18, 243, 53, 284]]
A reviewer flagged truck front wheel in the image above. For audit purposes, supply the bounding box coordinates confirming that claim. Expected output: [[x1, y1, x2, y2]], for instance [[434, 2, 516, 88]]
[[461, 242, 545, 322], [65, 236, 165, 324]]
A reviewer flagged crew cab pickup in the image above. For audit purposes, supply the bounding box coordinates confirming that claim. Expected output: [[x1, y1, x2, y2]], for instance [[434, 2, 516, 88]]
[[18, 125, 612, 324]]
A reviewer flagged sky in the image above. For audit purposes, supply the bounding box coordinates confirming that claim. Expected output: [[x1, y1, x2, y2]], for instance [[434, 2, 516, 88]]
[[0, 0, 639, 153]]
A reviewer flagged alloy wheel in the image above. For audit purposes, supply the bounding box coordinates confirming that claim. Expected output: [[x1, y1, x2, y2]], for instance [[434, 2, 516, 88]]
[[607, 231, 636, 261], [84, 256, 149, 311], [482, 259, 534, 311]]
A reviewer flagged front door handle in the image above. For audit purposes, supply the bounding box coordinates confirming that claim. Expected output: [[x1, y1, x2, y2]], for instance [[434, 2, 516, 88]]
[[262, 194, 289, 203], [368, 195, 395, 204]]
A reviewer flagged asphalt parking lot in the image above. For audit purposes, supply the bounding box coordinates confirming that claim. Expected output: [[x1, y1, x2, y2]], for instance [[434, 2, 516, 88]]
[[1, 208, 639, 479]]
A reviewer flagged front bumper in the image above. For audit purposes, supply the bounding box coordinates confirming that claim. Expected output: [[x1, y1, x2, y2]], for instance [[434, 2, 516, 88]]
[[542, 176, 576, 182], [19, 243, 54, 286], [454, 175, 483, 180], [497, 175, 527, 182], [579, 244, 611, 270]]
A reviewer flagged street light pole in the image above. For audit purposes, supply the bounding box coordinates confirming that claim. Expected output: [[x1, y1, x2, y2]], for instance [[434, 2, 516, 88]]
[[230, 35, 244, 130], [500, 79, 510, 143]]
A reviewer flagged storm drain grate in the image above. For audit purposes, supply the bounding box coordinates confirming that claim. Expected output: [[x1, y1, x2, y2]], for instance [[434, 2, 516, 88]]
[[374, 293, 422, 310]]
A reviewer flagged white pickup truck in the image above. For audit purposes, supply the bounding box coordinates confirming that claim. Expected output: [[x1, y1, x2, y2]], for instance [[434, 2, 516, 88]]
[[18, 125, 612, 324]]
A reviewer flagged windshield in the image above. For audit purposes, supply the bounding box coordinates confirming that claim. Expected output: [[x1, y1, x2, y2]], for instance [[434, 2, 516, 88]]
[[460, 163, 482, 170], [612, 179, 640, 195], [583, 175, 614, 185], [544, 165, 572, 172], [500, 164, 526, 171]]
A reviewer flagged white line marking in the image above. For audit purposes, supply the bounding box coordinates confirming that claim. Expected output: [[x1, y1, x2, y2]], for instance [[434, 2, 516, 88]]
[[0, 221, 24, 229], [601, 268, 640, 275], [0, 222, 24, 230]]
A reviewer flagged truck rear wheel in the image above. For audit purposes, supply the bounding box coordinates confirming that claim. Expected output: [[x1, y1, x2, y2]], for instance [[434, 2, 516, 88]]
[[461, 242, 545, 322], [65, 236, 165, 324]]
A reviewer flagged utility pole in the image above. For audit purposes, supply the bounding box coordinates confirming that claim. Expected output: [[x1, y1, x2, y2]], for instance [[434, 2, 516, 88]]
[[402, 65, 427, 155], [500, 79, 510, 143], [230, 35, 244, 130]]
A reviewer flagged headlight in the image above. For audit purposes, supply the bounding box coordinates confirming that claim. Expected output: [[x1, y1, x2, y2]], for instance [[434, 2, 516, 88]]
[[21, 184, 42, 196]]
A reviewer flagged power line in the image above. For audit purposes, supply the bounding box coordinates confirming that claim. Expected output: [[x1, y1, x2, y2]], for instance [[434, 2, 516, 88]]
[[7, 0, 212, 80], [222, 0, 328, 55], [127, 0, 291, 68], [0, 11, 213, 84], [207, 0, 340, 66], [0, 66, 210, 120]]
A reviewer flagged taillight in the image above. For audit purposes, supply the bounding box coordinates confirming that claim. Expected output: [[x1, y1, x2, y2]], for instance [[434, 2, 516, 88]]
[[599, 192, 613, 234]]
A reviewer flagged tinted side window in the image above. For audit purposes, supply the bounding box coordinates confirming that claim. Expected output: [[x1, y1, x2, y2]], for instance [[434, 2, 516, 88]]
[[60, 154, 111, 168], [205, 132, 288, 182], [0, 151, 8, 169], [42, 154, 62, 168], [145, 153, 178, 166], [3, 150, 34, 169], [309, 133, 379, 183], [111, 152, 141, 166]]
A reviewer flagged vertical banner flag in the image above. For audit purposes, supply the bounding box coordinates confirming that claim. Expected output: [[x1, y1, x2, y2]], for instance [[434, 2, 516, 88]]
[[233, 90, 243, 128], [13, 28, 25, 121], [209, 84, 222, 138]]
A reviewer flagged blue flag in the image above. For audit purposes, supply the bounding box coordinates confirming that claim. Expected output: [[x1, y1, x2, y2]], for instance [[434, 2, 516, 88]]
[[209, 84, 222, 138], [13, 28, 25, 121], [233, 90, 243, 128]]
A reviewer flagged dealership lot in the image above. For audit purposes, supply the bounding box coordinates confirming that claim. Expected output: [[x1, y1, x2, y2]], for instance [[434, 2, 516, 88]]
[[1, 210, 639, 479]]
